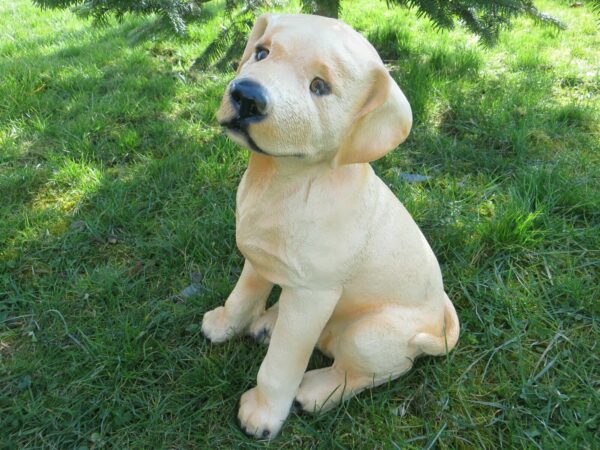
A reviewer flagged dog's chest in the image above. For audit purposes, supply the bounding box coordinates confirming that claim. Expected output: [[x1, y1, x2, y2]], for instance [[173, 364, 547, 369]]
[[235, 177, 307, 284], [234, 164, 376, 286]]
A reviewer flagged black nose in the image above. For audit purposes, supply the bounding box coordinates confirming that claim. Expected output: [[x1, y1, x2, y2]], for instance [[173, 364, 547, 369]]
[[230, 79, 269, 120]]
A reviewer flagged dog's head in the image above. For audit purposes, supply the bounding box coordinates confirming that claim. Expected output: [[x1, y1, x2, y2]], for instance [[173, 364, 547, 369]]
[[217, 14, 412, 165]]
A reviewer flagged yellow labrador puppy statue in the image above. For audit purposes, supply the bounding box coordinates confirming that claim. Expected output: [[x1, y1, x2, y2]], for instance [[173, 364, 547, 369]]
[[202, 13, 460, 439]]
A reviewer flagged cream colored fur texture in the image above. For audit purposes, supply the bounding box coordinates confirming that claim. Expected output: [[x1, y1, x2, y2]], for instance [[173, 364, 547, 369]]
[[201, 13, 459, 440]]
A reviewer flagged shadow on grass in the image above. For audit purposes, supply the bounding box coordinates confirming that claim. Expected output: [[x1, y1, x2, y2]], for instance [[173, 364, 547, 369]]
[[0, 15, 263, 447], [368, 23, 481, 123], [0, 16, 235, 244], [367, 18, 598, 177]]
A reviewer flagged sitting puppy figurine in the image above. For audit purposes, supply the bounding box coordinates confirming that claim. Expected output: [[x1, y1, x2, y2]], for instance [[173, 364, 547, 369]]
[[202, 13, 459, 439]]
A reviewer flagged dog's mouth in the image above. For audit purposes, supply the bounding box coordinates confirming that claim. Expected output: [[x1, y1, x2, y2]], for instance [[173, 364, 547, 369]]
[[220, 118, 270, 156], [219, 113, 306, 158]]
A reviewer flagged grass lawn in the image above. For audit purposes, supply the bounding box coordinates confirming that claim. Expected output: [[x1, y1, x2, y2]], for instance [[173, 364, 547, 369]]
[[1, 0, 599, 447]]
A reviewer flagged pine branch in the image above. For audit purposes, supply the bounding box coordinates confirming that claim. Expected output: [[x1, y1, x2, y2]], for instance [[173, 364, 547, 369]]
[[191, 4, 260, 71], [32, 0, 599, 44], [33, 0, 210, 34], [385, 0, 565, 45], [589, 0, 600, 18]]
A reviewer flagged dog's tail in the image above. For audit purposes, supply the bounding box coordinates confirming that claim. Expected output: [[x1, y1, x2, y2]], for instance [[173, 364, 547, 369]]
[[411, 293, 459, 356]]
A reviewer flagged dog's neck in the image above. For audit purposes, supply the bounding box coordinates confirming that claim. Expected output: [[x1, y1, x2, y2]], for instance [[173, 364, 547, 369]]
[[246, 152, 334, 180]]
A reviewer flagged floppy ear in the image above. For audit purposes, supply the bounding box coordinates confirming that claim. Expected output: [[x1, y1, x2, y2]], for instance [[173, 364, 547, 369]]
[[334, 67, 412, 166], [237, 14, 273, 73]]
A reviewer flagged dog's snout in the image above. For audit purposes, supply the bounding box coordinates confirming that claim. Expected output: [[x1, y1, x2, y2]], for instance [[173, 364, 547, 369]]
[[230, 80, 269, 120]]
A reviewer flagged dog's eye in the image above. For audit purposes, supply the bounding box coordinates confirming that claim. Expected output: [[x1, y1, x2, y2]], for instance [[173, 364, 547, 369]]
[[255, 47, 269, 62], [310, 77, 331, 96]]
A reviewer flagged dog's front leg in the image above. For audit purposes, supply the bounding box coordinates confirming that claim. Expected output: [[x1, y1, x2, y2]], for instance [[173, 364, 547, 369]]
[[238, 286, 341, 439], [202, 260, 273, 343]]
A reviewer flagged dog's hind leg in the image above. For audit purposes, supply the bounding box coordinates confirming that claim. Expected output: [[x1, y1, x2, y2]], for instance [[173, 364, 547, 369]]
[[294, 309, 415, 413], [294, 366, 371, 413], [295, 299, 458, 413]]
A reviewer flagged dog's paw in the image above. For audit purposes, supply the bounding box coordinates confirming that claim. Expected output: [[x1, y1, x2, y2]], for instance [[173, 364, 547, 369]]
[[201, 306, 236, 343], [248, 305, 278, 344], [294, 367, 348, 414], [238, 387, 288, 440]]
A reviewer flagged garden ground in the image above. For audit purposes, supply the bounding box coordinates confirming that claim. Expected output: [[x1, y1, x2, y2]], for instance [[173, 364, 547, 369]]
[[1, 0, 599, 447]]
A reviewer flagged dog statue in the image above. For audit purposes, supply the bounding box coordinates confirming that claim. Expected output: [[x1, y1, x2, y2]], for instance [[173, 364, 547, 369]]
[[202, 13, 459, 439]]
